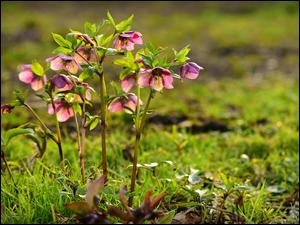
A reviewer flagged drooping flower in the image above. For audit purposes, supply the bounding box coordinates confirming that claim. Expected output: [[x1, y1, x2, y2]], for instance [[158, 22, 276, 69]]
[[1, 104, 15, 115], [121, 74, 137, 93], [51, 74, 74, 91], [180, 62, 203, 79], [82, 82, 94, 101], [73, 46, 98, 65], [137, 67, 173, 92], [108, 93, 142, 114], [48, 97, 74, 122], [18, 64, 47, 91], [114, 31, 143, 51], [46, 54, 82, 74]]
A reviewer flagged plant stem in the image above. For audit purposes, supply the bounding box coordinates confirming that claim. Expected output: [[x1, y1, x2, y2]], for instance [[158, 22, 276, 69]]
[[74, 110, 84, 182], [24, 103, 52, 135], [128, 89, 153, 206], [24, 103, 59, 150], [81, 102, 86, 182], [1, 148, 16, 186], [50, 96, 64, 168], [99, 72, 108, 178]]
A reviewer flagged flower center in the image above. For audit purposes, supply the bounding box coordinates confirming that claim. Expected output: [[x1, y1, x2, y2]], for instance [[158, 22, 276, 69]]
[[152, 68, 163, 77]]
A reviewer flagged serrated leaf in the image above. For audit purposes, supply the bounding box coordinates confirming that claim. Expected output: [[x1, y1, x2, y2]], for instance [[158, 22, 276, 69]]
[[52, 33, 72, 48], [107, 11, 115, 27], [115, 14, 134, 32], [89, 118, 99, 131], [64, 202, 91, 216], [31, 61, 44, 76]]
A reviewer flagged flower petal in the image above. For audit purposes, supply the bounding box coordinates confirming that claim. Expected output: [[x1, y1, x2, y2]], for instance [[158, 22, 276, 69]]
[[137, 69, 152, 88], [48, 56, 65, 71], [162, 73, 174, 89], [113, 39, 122, 50], [150, 76, 163, 92], [56, 106, 74, 122], [184, 72, 199, 79], [130, 32, 143, 44], [52, 74, 73, 91], [108, 98, 123, 112], [121, 75, 136, 93], [125, 41, 135, 51], [19, 70, 34, 84], [65, 60, 80, 74], [31, 76, 46, 91], [48, 104, 54, 115]]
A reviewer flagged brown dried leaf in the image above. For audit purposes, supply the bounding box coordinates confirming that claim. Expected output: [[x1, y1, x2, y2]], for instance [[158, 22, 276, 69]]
[[64, 202, 91, 216], [85, 175, 107, 208]]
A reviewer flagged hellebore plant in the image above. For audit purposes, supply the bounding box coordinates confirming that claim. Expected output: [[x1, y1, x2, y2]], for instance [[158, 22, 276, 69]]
[[2, 12, 204, 211], [110, 43, 203, 205]]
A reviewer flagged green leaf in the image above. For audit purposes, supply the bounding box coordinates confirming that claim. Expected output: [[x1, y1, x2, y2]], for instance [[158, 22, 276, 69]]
[[84, 22, 97, 37], [139, 53, 152, 66], [115, 14, 134, 32], [73, 103, 82, 116], [174, 45, 190, 63], [114, 58, 130, 67], [52, 46, 73, 55], [79, 66, 95, 82], [4, 128, 34, 146], [13, 89, 28, 104], [31, 61, 44, 76], [66, 33, 80, 49], [52, 33, 72, 48], [89, 118, 99, 131], [107, 11, 115, 27]]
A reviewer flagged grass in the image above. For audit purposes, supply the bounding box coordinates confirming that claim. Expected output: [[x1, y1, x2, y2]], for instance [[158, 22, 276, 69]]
[[1, 74, 299, 223]]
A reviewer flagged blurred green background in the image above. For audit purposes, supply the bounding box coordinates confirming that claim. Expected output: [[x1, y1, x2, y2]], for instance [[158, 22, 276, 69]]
[[1, 1, 299, 102]]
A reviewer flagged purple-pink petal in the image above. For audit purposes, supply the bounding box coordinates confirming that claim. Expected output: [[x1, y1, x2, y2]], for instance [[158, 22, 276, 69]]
[[121, 75, 136, 93], [130, 32, 143, 44], [52, 74, 73, 91], [48, 56, 65, 71], [162, 73, 174, 89], [19, 70, 34, 84], [56, 106, 74, 122], [108, 98, 123, 112], [31, 76, 46, 91], [180, 62, 203, 79], [138, 69, 152, 88]]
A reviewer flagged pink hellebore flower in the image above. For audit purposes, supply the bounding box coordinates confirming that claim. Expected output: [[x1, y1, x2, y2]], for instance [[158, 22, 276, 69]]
[[46, 54, 82, 74], [108, 93, 142, 114], [74, 46, 98, 65], [48, 98, 74, 122], [51, 74, 74, 91], [18, 64, 47, 91], [180, 62, 203, 79], [138, 67, 173, 92], [120, 74, 137, 93], [114, 31, 143, 51], [82, 82, 94, 101]]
